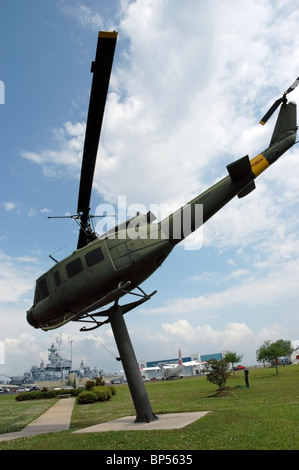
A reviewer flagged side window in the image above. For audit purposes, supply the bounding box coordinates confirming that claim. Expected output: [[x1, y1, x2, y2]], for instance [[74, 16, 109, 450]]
[[35, 278, 49, 303], [53, 270, 61, 287], [66, 258, 83, 278], [85, 247, 104, 267]]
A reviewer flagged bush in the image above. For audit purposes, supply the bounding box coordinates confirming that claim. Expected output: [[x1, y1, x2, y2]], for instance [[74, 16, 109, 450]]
[[85, 380, 96, 391], [14, 384, 116, 404], [54, 388, 84, 397], [95, 376, 106, 386], [77, 385, 116, 405], [92, 386, 111, 401], [71, 387, 85, 396], [16, 390, 56, 401], [15, 388, 84, 401], [107, 385, 116, 396], [77, 391, 98, 404]]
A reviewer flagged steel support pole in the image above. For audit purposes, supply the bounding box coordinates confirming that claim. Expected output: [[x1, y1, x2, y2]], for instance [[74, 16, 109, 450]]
[[109, 305, 158, 422]]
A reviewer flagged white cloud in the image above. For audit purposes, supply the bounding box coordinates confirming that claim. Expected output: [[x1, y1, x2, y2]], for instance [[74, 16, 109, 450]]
[[0, 251, 40, 305], [40, 208, 51, 214], [27, 208, 36, 217], [58, 1, 105, 31], [127, 318, 290, 366], [21, 121, 85, 178], [160, 320, 255, 351], [141, 256, 299, 323], [2, 202, 19, 212]]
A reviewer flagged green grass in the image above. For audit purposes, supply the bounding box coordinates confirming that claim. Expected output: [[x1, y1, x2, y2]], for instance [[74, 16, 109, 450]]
[[0, 365, 298, 450], [0, 395, 57, 434]]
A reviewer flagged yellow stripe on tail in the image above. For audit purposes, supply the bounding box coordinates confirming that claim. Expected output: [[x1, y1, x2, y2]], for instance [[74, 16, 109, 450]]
[[250, 154, 269, 177]]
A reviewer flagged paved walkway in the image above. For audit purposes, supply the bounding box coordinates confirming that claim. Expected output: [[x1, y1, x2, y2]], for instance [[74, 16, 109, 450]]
[[0, 397, 75, 442]]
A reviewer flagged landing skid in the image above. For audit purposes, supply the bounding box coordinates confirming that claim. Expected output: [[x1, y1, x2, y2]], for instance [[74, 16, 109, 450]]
[[76, 285, 157, 332]]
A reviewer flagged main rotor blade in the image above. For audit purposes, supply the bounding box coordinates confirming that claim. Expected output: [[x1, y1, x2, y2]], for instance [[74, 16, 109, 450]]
[[77, 31, 117, 214]]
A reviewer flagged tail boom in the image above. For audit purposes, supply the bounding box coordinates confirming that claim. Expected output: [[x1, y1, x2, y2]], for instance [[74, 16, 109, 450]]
[[161, 101, 297, 245]]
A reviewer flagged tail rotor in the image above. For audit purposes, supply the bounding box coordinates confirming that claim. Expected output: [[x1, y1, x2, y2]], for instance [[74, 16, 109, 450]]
[[259, 77, 299, 125]]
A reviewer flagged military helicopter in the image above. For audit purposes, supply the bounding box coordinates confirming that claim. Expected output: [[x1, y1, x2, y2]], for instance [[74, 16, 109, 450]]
[[26, 31, 298, 333]]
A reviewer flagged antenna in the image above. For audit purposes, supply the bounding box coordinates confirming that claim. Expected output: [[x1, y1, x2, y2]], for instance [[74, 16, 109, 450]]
[[69, 337, 73, 364], [49, 245, 67, 263], [56, 333, 62, 354]]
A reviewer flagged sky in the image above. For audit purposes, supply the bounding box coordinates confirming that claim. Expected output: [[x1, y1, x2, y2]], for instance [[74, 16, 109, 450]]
[[1, 0, 299, 379]]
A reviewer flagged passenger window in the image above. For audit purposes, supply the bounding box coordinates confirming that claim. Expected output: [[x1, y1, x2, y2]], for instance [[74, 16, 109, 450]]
[[36, 278, 49, 303], [66, 258, 83, 278], [85, 247, 104, 267], [53, 270, 61, 287]]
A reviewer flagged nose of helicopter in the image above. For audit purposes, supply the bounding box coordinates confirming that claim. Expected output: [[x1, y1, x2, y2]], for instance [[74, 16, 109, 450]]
[[26, 309, 38, 328]]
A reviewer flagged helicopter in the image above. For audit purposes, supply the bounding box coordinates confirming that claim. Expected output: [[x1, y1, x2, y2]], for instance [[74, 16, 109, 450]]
[[26, 31, 298, 333]]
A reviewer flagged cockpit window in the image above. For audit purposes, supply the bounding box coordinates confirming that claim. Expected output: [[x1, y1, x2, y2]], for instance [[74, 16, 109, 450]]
[[66, 258, 83, 278], [35, 278, 49, 303], [85, 247, 104, 267]]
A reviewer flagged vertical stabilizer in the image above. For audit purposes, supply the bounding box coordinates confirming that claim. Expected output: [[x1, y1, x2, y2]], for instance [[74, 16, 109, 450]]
[[178, 348, 182, 365], [270, 101, 297, 145]]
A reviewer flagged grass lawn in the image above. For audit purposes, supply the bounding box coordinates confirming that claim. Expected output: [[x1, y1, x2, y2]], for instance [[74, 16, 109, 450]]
[[0, 365, 298, 450]]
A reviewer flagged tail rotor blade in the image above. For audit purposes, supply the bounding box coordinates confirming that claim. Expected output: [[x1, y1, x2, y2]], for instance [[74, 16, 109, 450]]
[[285, 77, 299, 95]]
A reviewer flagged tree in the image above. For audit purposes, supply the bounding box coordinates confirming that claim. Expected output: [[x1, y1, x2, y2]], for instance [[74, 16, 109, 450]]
[[206, 358, 231, 391], [224, 351, 243, 371], [256, 339, 292, 374]]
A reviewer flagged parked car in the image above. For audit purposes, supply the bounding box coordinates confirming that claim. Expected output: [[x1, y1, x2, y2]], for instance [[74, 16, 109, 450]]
[[233, 365, 245, 371]]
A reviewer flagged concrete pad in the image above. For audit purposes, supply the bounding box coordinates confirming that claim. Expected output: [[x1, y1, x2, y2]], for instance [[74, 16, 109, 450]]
[[74, 411, 210, 434], [0, 397, 75, 442]]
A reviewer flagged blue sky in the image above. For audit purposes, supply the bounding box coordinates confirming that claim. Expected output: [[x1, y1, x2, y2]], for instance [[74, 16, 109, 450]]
[[1, 0, 299, 378]]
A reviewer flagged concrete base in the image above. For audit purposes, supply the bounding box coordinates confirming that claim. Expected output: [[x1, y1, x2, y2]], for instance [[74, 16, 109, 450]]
[[73, 411, 210, 433]]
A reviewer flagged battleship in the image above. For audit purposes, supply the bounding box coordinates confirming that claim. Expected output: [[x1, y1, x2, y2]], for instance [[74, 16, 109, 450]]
[[9, 339, 101, 385]]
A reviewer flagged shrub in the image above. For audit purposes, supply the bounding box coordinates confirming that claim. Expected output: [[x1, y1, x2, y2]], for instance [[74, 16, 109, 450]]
[[14, 384, 116, 404], [77, 385, 116, 404], [95, 376, 106, 386], [107, 385, 116, 396], [85, 380, 96, 391], [77, 391, 98, 404], [15, 392, 33, 401], [16, 390, 56, 401], [15, 388, 84, 401], [53, 388, 83, 397], [92, 386, 111, 401], [71, 387, 85, 396]]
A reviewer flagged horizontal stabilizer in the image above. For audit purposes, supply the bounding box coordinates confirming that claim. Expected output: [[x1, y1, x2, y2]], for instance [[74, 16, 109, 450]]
[[227, 155, 252, 182], [238, 181, 256, 198]]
